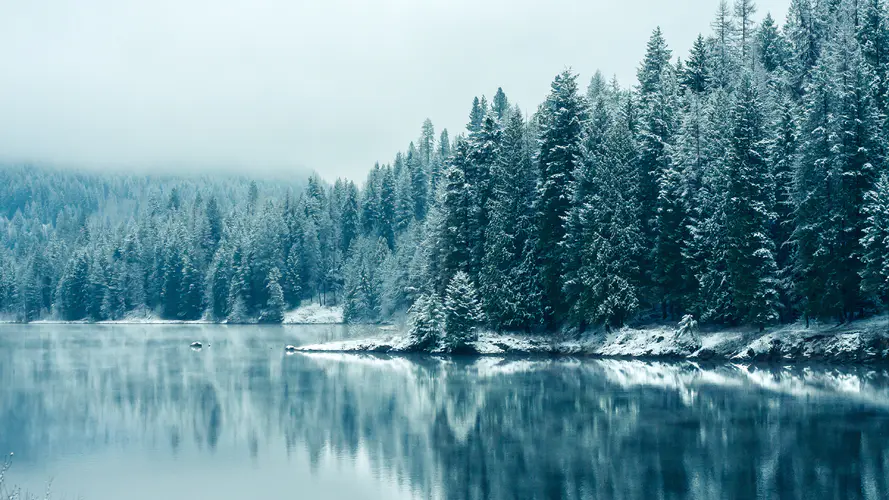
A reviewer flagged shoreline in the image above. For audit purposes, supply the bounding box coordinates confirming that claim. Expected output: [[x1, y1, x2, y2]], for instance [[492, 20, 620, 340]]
[[296, 315, 889, 364]]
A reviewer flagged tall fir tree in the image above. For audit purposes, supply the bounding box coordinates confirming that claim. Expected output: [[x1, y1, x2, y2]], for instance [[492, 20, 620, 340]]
[[535, 70, 586, 326], [725, 75, 780, 329]]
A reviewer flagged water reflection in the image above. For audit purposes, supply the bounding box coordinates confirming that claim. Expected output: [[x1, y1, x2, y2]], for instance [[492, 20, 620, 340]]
[[1, 325, 888, 500]]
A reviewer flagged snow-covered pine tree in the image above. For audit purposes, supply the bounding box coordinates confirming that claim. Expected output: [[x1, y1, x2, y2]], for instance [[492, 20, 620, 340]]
[[684, 35, 712, 93], [208, 246, 232, 320], [261, 267, 285, 324], [757, 12, 789, 74], [860, 174, 889, 311], [768, 91, 799, 321], [535, 69, 586, 326], [467, 97, 484, 134], [443, 271, 483, 352], [436, 142, 473, 294], [687, 88, 734, 323], [409, 142, 429, 221], [725, 75, 780, 329], [481, 107, 541, 330], [650, 66, 688, 319], [406, 293, 443, 351], [570, 112, 644, 330]]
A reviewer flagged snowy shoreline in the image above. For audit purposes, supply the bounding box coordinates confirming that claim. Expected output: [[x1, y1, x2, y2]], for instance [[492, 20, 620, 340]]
[[296, 315, 889, 364]]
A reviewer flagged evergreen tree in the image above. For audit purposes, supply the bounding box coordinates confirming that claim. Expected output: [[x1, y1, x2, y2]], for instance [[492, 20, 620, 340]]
[[407, 293, 443, 351], [492, 87, 509, 121], [481, 108, 541, 330], [758, 12, 789, 73], [443, 271, 483, 352], [649, 67, 687, 318], [535, 70, 586, 326], [261, 267, 285, 323], [684, 35, 712, 93], [467, 97, 484, 134], [208, 247, 232, 320], [436, 145, 473, 293], [725, 75, 780, 329], [409, 144, 429, 221], [860, 173, 889, 309], [420, 118, 436, 165]]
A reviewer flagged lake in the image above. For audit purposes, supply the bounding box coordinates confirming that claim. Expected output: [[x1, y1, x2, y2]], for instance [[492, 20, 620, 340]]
[[1, 325, 888, 500]]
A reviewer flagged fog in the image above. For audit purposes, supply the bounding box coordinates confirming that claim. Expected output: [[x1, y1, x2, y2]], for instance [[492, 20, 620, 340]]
[[0, 0, 790, 182]]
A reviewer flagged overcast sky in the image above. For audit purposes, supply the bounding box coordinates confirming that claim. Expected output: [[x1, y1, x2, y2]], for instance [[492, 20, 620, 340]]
[[0, 0, 791, 182]]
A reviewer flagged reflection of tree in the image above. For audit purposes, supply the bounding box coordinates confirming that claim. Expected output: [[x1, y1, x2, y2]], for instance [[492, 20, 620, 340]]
[[1, 327, 888, 500]]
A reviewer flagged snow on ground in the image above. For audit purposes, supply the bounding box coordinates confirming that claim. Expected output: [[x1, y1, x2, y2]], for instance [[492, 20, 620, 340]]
[[296, 315, 889, 363], [283, 304, 344, 324]]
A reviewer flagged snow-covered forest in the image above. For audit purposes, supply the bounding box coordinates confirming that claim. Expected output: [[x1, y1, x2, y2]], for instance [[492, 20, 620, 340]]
[[1, 0, 888, 331]]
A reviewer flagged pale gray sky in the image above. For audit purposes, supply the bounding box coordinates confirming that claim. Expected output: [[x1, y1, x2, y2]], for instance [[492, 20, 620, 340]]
[[0, 0, 791, 182]]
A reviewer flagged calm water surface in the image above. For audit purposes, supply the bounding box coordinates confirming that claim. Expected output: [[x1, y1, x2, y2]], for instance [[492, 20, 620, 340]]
[[1, 325, 888, 500]]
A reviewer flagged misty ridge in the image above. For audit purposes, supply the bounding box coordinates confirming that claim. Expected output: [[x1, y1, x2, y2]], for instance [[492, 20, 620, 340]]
[[0, 0, 888, 344]]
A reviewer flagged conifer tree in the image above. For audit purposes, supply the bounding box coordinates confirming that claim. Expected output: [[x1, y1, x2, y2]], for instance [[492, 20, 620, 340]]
[[725, 75, 779, 329], [492, 87, 509, 121], [261, 267, 285, 324], [535, 70, 586, 326], [481, 108, 541, 330], [684, 35, 712, 93], [860, 174, 889, 310], [406, 293, 443, 351], [443, 271, 483, 352]]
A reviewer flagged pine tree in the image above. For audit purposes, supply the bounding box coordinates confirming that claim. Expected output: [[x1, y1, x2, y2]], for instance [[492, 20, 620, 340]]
[[161, 245, 184, 319], [179, 252, 204, 320], [725, 75, 780, 329], [394, 163, 414, 233], [420, 118, 436, 166], [208, 247, 232, 320], [492, 87, 509, 121], [102, 260, 127, 320], [481, 108, 541, 330], [436, 149, 473, 294], [684, 35, 712, 93], [261, 267, 285, 324], [857, 0, 889, 115], [467, 97, 484, 134], [409, 144, 428, 221], [406, 293, 443, 351], [443, 271, 483, 352], [860, 173, 889, 309], [379, 166, 396, 249], [757, 12, 789, 73], [649, 67, 687, 318], [769, 93, 800, 320], [204, 196, 223, 255], [467, 113, 501, 277], [688, 88, 734, 323], [535, 69, 586, 326], [569, 109, 644, 330], [85, 258, 106, 322], [785, 0, 821, 98]]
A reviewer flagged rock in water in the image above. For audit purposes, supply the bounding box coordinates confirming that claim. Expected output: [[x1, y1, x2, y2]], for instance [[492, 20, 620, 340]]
[[284, 345, 298, 354], [190, 341, 202, 350]]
